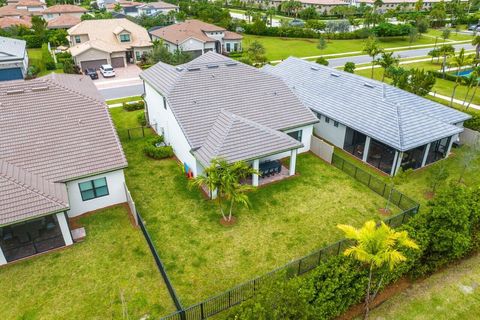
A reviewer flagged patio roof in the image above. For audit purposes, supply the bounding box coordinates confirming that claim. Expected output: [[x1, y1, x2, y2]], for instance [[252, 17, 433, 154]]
[[263, 58, 470, 152]]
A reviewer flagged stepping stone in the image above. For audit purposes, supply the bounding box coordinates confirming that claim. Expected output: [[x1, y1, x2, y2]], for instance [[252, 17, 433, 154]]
[[71, 227, 86, 242], [458, 284, 474, 294]]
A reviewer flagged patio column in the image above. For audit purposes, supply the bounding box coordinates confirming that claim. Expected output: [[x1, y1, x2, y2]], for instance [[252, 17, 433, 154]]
[[252, 159, 259, 187], [56, 212, 73, 246], [446, 135, 455, 156], [289, 149, 297, 176], [391, 151, 403, 176], [421, 143, 431, 167], [362, 136, 371, 162], [0, 244, 6, 266]]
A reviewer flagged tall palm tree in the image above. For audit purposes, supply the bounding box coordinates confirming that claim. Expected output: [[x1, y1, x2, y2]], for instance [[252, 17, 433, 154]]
[[376, 51, 400, 82], [338, 221, 419, 320], [466, 66, 480, 109], [265, 7, 276, 26], [438, 44, 454, 75], [449, 48, 475, 106], [472, 35, 480, 64], [363, 37, 384, 79]]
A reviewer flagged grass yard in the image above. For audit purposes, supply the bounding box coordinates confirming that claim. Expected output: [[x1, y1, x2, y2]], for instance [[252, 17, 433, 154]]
[[106, 95, 143, 105], [370, 253, 480, 319], [243, 34, 440, 61], [426, 28, 475, 41], [27, 48, 64, 77], [110, 108, 401, 304], [0, 206, 175, 319]]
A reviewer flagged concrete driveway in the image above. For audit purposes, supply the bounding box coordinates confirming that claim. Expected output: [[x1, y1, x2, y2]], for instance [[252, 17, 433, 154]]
[[94, 64, 143, 91]]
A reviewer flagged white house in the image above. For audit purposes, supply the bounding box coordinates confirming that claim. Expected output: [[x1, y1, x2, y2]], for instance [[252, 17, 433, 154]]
[[149, 20, 243, 58], [264, 58, 471, 175], [141, 52, 318, 187], [0, 73, 128, 265], [137, 1, 178, 16], [0, 36, 28, 81]]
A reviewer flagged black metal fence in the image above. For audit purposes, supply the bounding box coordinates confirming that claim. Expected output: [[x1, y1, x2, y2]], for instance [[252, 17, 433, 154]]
[[159, 155, 420, 320], [126, 126, 151, 140], [137, 211, 184, 311]]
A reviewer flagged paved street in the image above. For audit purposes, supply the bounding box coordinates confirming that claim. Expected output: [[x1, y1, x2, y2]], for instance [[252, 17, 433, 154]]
[[99, 83, 144, 100], [327, 43, 475, 67]]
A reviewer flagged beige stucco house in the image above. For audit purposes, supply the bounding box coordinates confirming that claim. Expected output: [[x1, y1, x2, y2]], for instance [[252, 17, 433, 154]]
[[68, 18, 152, 70]]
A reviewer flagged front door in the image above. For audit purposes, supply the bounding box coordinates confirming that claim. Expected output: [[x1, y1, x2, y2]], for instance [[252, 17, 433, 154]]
[[126, 51, 133, 63]]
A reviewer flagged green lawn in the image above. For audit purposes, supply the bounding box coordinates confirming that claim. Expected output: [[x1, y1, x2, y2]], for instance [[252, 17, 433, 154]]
[[0, 206, 175, 319], [27, 48, 64, 77], [110, 108, 401, 304], [243, 34, 441, 61], [106, 96, 143, 105], [426, 28, 475, 41], [370, 253, 480, 319]]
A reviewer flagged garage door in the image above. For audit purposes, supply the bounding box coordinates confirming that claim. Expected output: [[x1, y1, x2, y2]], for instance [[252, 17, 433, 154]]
[[0, 68, 23, 81], [80, 59, 108, 71], [111, 57, 125, 68]]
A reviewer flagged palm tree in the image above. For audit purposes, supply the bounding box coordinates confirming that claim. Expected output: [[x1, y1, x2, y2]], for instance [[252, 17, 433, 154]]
[[265, 7, 276, 26], [438, 44, 454, 76], [338, 221, 419, 320], [465, 66, 480, 109], [449, 48, 475, 106], [472, 35, 480, 63], [363, 37, 384, 79], [376, 52, 400, 82]]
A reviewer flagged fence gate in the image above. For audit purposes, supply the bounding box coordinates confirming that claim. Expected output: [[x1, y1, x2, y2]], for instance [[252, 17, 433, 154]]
[[311, 136, 334, 163]]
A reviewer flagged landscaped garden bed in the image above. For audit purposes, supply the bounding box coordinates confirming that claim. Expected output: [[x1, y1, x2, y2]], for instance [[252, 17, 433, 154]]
[[110, 108, 402, 304], [0, 206, 175, 319]]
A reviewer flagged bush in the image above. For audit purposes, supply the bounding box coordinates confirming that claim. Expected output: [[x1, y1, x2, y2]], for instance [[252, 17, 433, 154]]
[[137, 113, 147, 126], [42, 44, 56, 70], [465, 113, 480, 131], [26, 65, 40, 79], [23, 35, 43, 48], [344, 62, 356, 73], [143, 136, 173, 159], [123, 100, 145, 111], [315, 57, 328, 66]]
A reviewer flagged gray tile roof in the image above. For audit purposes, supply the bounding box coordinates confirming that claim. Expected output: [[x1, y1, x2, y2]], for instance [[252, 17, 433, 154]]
[[0, 74, 127, 225], [141, 52, 318, 163], [264, 58, 470, 151], [193, 110, 303, 166], [0, 36, 26, 62], [0, 160, 69, 226]]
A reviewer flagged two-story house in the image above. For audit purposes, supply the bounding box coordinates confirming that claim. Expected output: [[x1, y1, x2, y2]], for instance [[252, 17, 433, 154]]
[[149, 20, 242, 58], [67, 18, 152, 70], [0, 36, 28, 81], [105, 0, 178, 17], [42, 4, 86, 29]]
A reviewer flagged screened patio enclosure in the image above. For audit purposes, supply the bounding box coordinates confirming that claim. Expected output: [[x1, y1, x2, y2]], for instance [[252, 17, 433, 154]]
[[0, 214, 65, 263], [343, 128, 367, 160]]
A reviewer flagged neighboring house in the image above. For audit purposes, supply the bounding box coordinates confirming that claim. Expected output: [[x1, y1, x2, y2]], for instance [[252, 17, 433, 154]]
[[47, 14, 80, 29], [0, 5, 29, 18], [237, 0, 349, 14], [0, 73, 128, 266], [96, 0, 116, 9], [140, 52, 318, 187], [264, 58, 471, 175], [105, 0, 178, 17], [105, 0, 142, 16], [0, 36, 28, 81], [149, 20, 243, 57], [42, 4, 86, 21], [15, 0, 46, 12], [68, 18, 152, 70], [0, 16, 31, 29], [353, 0, 468, 12]]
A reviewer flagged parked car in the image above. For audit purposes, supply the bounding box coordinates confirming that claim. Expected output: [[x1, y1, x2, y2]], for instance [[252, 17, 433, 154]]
[[99, 64, 115, 78], [467, 24, 480, 31], [84, 68, 98, 80]]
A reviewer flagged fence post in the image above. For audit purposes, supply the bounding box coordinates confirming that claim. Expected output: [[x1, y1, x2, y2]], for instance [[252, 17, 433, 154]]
[[354, 167, 358, 178], [341, 158, 345, 170], [127, 129, 131, 140], [368, 174, 372, 188], [142, 126, 145, 137], [401, 212, 406, 224], [228, 291, 232, 307], [317, 250, 322, 265], [298, 259, 302, 275], [200, 302, 205, 319], [398, 193, 403, 208], [180, 310, 186, 320], [337, 241, 342, 255], [382, 183, 386, 197]]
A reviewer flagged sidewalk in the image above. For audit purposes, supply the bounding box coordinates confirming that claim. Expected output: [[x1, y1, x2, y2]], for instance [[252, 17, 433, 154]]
[[429, 92, 480, 111]]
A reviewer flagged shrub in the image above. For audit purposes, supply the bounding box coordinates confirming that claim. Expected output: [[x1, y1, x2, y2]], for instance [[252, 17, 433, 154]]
[[26, 65, 40, 79], [143, 136, 173, 159], [41, 44, 56, 70], [137, 113, 146, 126], [464, 113, 480, 131], [123, 100, 145, 111], [315, 57, 328, 66], [23, 35, 43, 48], [344, 62, 356, 73]]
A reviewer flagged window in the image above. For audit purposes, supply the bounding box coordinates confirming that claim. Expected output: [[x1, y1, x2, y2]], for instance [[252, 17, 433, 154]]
[[334, 121, 339, 127], [226, 43, 231, 52], [74, 35, 81, 44], [119, 34, 130, 42], [79, 177, 109, 201], [135, 51, 141, 60], [234, 43, 238, 51], [287, 130, 302, 142], [325, 117, 330, 123], [316, 112, 321, 120]]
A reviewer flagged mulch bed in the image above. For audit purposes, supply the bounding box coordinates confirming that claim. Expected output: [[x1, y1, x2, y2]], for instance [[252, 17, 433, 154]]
[[220, 216, 237, 227]]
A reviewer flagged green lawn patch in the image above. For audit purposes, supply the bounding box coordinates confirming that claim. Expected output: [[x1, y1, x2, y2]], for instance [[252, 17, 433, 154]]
[[110, 108, 401, 304], [0, 206, 175, 319], [106, 96, 144, 106], [27, 48, 64, 77], [370, 252, 480, 319]]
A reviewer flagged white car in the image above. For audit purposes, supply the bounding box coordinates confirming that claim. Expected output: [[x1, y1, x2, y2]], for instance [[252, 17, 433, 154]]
[[99, 64, 115, 78]]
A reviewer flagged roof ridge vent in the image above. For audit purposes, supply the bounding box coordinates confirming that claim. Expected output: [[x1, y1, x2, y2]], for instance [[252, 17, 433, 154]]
[[330, 72, 340, 77], [207, 64, 219, 69], [225, 61, 237, 66], [31, 86, 49, 92], [187, 66, 200, 71], [363, 82, 375, 89], [175, 66, 184, 71], [6, 89, 24, 95], [311, 66, 319, 71]]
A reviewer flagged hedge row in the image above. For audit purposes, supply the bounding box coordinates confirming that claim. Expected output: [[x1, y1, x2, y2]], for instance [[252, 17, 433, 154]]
[[123, 100, 145, 111], [143, 136, 173, 160]]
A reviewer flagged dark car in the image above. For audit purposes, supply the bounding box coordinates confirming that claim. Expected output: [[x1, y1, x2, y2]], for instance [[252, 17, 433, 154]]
[[467, 24, 480, 31], [84, 68, 98, 80]]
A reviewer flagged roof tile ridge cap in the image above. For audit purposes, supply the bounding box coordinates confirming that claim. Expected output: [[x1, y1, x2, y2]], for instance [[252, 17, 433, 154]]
[[206, 109, 237, 157], [394, 102, 405, 150], [227, 111, 292, 141], [0, 160, 68, 207]]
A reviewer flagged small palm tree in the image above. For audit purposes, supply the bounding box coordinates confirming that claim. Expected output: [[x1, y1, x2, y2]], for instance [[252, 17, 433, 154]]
[[363, 37, 384, 79], [376, 51, 400, 82], [338, 221, 419, 320], [465, 66, 480, 109], [449, 48, 475, 106], [265, 7, 276, 26], [472, 35, 480, 62]]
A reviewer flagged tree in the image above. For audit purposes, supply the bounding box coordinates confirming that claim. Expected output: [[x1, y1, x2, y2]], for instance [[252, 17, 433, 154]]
[[438, 44, 455, 75], [472, 35, 480, 62], [363, 37, 383, 79], [147, 40, 192, 66], [338, 220, 418, 319], [113, 2, 122, 12], [31, 16, 47, 39], [299, 7, 318, 20], [465, 66, 480, 109], [344, 61, 356, 73], [390, 67, 436, 96], [246, 40, 267, 65], [428, 161, 449, 195], [265, 7, 276, 26], [458, 141, 480, 183], [408, 26, 419, 45], [441, 28, 451, 42], [317, 35, 327, 50], [280, 0, 302, 17], [449, 48, 475, 106], [415, 0, 424, 11], [315, 56, 329, 66], [376, 51, 399, 82]]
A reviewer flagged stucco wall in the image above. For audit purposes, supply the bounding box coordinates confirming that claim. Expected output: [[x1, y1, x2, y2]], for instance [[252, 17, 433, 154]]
[[66, 170, 127, 217], [262, 124, 314, 161], [313, 114, 347, 148], [74, 48, 111, 66]]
